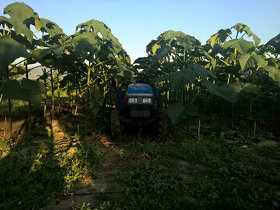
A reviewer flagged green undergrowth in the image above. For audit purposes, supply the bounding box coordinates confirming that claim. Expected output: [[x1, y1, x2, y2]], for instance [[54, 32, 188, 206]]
[[0, 100, 29, 115], [109, 135, 280, 209], [0, 134, 106, 209], [1, 126, 279, 209]]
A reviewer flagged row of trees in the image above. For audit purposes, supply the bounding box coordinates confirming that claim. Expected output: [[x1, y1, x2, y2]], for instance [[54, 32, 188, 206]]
[[1, 2, 279, 137], [134, 25, 280, 131], [0, 2, 134, 136]]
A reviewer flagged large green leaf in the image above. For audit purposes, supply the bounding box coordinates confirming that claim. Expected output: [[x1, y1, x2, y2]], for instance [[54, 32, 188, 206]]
[[74, 19, 131, 69], [4, 2, 42, 33], [70, 32, 101, 55], [4, 2, 35, 23], [156, 64, 216, 89], [154, 45, 172, 60], [167, 103, 198, 124], [167, 103, 185, 124], [183, 103, 198, 117], [146, 30, 200, 58], [0, 36, 27, 73], [0, 16, 33, 42], [29, 49, 61, 67], [30, 49, 52, 61], [241, 83, 260, 94], [21, 78, 46, 105], [202, 81, 243, 103], [173, 34, 201, 50], [199, 48, 216, 69], [264, 65, 280, 84], [207, 28, 232, 47], [40, 18, 64, 37], [75, 19, 125, 55], [265, 33, 280, 54], [1, 79, 46, 104], [238, 52, 267, 70], [1, 80, 24, 100], [223, 38, 255, 54], [232, 23, 261, 46]]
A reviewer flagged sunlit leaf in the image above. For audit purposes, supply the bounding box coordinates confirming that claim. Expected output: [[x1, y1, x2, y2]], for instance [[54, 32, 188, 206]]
[[40, 18, 64, 37], [232, 23, 261, 46], [223, 38, 255, 54], [207, 28, 232, 47], [238, 52, 267, 70], [4, 2, 36, 23], [264, 65, 280, 84], [0, 16, 33, 42]]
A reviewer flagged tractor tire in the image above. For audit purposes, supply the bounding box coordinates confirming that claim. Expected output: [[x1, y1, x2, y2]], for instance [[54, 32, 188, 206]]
[[111, 109, 121, 138], [158, 108, 169, 141]]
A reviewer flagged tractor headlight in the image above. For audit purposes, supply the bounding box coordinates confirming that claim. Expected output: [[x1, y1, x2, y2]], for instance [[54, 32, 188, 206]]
[[128, 97, 138, 103], [143, 97, 152, 103]]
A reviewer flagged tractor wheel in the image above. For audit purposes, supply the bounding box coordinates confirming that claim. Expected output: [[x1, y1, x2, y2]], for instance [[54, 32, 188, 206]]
[[158, 108, 169, 141], [111, 109, 121, 138]]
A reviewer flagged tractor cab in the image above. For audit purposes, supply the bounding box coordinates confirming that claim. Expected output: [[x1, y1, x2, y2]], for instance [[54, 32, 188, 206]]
[[122, 83, 158, 118], [111, 83, 167, 138]]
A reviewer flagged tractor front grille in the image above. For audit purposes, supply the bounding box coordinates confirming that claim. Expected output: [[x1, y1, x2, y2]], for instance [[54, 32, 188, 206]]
[[131, 110, 150, 117]]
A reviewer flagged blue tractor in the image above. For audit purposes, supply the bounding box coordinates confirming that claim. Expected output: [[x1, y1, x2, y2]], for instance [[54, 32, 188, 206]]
[[110, 83, 168, 138]]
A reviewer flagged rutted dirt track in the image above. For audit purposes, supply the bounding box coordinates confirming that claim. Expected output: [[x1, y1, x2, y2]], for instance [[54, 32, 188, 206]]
[[44, 145, 126, 209], [40, 117, 161, 209]]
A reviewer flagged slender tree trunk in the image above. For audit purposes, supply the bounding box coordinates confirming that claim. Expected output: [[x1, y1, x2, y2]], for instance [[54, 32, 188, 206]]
[[25, 63, 31, 138], [85, 66, 92, 131], [57, 71, 61, 113], [8, 99, 12, 136], [75, 88, 78, 114], [253, 119, 257, 139], [50, 68, 54, 136], [4, 116, 7, 137], [70, 90, 73, 113], [43, 67, 47, 122], [5, 67, 12, 136], [198, 119, 201, 141]]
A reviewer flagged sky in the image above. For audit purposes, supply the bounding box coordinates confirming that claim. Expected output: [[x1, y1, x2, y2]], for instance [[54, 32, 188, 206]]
[[1, 0, 280, 62]]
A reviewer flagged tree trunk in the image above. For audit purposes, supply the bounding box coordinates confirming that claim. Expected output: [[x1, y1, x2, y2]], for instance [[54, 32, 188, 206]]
[[6, 67, 12, 136], [57, 71, 61, 113], [50, 68, 54, 136], [25, 63, 31, 138], [8, 99, 12, 136], [198, 119, 201, 141], [42, 67, 46, 118]]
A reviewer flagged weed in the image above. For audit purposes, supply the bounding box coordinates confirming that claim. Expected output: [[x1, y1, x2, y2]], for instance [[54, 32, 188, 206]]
[[117, 162, 198, 209], [0, 136, 106, 209]]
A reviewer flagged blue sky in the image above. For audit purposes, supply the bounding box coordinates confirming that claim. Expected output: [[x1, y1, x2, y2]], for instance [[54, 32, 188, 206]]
[[1, 0, 280, 61]]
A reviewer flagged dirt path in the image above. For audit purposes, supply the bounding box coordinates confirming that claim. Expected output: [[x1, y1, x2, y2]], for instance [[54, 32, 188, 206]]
[[43, 144, 126, 209]]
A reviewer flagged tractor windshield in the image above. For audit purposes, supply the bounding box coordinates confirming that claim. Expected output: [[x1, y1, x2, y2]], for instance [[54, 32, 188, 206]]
[[127, 83, 153, 95]]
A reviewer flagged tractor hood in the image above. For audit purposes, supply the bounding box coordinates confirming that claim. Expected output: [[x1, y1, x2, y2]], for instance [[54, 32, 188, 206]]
[[126, 83, 153, 96]]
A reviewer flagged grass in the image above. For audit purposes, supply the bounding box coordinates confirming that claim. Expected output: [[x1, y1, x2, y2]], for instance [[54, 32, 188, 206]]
[[0, 119, 107, 209], [110, 134, 280, 209], [0, 114, 279, 209]]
